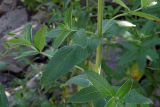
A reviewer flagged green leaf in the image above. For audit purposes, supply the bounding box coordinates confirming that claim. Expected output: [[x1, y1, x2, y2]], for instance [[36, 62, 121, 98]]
[[141, 0, 155, 8], [104, 97, 117, 107], [15, 50, 38, 59], [113, 0, 130, 10], [64, 8, 72, 28], [0, 85, 9, 107], [41, 45, 89, 88], [129, 11, 160, 21], [125, 90, 153, 104], [7, 38, 32, 46], [54, 30, 71, 48], [34, 25, 47, 52], [69, 86, 105, 103], [116, 79, 133, 98], [72, 29, 101, 51], [64, 74, 91, 87], [23, 23, 32, 43], [86, 71, 115, 97]]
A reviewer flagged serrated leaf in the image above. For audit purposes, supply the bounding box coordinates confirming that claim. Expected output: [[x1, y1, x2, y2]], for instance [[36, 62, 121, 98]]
[[72, 29, 101, 51], [23, 23, 32, 43], [69, 86, 105, 103], [0, 85, 9, 107], [64, 74, 91, 87], [41, 45, 89, 88], [34, 25, 47, 52], [130, 11, 160, 21], [125, 90, 153, 104], [86, 71, 115, 97], [7, 38, 32, 46], [113, 0, 130, 10], [116, 79, 133, 98], [54, 30, 71, 48]]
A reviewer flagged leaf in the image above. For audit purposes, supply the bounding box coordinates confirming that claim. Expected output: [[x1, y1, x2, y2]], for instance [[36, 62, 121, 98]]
[[64, 74, 91, 87], [69, 86, 105, 103], [125, 90, 153, 104], [129, 11, 160, 21], [64, 8, 72, 28], [54, 30, 71, 48], [7, 38, 32, 46], [15, 50, 38, 59], [47, 28, 61, 38], [86, 71, 115, 97], [104, 97, 117, 107], [34, 25, 47, 52], [116, 79, 133, 98], [0, 85, 9, 107], [113, 0, 130, 10], [41, 45, 89, 88], [141, 0, 156, 8], [72, 29, 101, 51], [102, 20, 125, 37], [23, 23, 32, 43]]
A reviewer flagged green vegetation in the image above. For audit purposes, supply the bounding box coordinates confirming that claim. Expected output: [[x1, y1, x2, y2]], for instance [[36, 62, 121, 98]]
[[1, 0, 160, 107]]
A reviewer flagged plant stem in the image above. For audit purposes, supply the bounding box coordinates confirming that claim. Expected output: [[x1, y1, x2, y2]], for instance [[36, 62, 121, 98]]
[[95, 0, 104, 73], [86, 0, 89, 12]]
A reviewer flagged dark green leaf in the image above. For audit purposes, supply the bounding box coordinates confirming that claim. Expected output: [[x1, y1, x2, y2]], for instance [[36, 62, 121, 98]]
[[41, 45, 89, 88], [64, 74, 91, 87], [125, 90, 153, 104], [86, 71, 115, 97], [54, 30, 71, 48], [116, 79, 133, 98], [69, 86, 105, 103]]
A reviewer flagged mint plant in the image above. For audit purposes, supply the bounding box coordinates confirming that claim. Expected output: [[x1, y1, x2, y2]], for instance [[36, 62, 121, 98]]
[[1, 0, 160, 107]]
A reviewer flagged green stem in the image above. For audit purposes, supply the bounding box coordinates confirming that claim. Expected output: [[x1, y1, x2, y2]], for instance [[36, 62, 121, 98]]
[[86, 0, 89, 12], [95, 0, 104, 73]]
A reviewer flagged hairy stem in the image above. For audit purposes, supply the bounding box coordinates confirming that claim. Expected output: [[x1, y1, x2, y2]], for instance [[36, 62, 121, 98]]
[[95, 0, 104, 73]]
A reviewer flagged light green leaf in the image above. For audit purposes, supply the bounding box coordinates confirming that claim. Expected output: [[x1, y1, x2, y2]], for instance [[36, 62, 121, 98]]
[[113, 0, 130, 10], [86, 71, 115, 97], [7, 38, 32, 46], [125, 90, 153, 104], [129, 11, 160, 21], [0, 85, 9, 107], [69, 86, 105, 103], [104, 97, 117, 107], [64, 8, 72, 28], [54, 30, 71, 48], [41, 45, 89, 88], [23, 23, 32, 43], [141, 0, 157, 8], [34, 25, 47, 52], [116, 79, 133, 98]]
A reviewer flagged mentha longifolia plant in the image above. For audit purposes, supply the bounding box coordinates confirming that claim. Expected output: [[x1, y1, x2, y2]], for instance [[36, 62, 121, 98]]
[[1, 0, 160, 107]]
